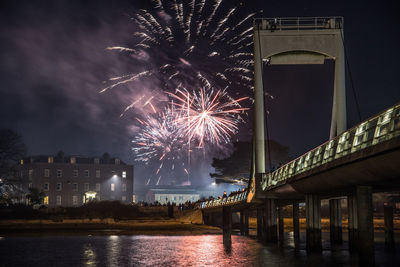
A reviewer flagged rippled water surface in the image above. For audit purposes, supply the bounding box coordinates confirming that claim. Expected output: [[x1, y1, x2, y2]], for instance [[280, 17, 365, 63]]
[[0, 233, 399, 266]]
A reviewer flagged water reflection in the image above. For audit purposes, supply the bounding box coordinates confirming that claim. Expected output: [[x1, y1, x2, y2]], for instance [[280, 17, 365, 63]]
[[0, 234, 399, 266], [82, 243, 97, 267]]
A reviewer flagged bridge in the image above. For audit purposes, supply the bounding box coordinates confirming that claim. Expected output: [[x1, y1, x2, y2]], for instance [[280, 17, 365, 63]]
[[199, 17, 400, 266]]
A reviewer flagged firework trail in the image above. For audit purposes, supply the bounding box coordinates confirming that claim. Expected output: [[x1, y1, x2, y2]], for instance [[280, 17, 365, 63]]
[[103, 0, 258, 97]]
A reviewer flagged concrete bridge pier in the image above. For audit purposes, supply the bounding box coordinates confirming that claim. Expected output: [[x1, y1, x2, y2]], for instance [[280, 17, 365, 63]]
[[384, 204, 395, 248], [257, 207, 263, 240], [244, 210, 249, 236], [263, 199, 278, 243], [356, 186, 375, 266], [306, 194, 322, 252], [222, 206, 232, 248], [347, 194, 358, 252], [240, 210, 245, 235], [292, 201, 300, 246], [278, 206, 284, 242], [239, 210, 249, 236], [329, 198, 343, 246]]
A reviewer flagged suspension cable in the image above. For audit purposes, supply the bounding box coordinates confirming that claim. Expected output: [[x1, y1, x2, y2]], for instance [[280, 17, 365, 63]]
[[256, 21, 273, 171], [339, 23, 362, 122]]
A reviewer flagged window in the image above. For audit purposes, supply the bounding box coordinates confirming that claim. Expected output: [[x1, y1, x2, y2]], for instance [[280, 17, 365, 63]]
[[111, 183, 115, 191], [44, 183, 49, 191], [57, 170, 62, 178], [84, 183, 89, 191], [115, 158, 120, 165], [70, 157, 76, 164], [44, 196, 49, 205], [122, 196, 126, 201], [56, 195, 62, 205], [44, 169, 50, 177], [73, 170, 78, 177], [48, 157, 53, 163], [122, 183, 126, 192], [95, 183, 100, 192], [20, 159, 24, 165], [28, 183, 32, 189], [94, 158, 99, 164], [73, 183, 78, 191], [85, 170, 89, 177], [56, 182, 62, 191], [179, 196, 183, 201], [122, 171, 126, 178], [96, 170, 100, 178], [173, 196, 177, 201], [28, 169, 33, 180], [72, 196, 78, 205]]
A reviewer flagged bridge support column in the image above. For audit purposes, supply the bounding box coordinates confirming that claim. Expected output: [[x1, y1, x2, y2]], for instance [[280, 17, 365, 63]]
[[263, 199, 278, 243], [384, 204, 395, 248], [329, 198, 343, 246], [222, 206, 232, 248], [278, 206, 284, 241], [347, 194, 358, 252], [306, 194, 322, 252], [356, 186, 374, 266], [257, 207, 263, 240], [244, 210, 249, 236], [240, 210, 245, 235], [293, 201, 300, 246]]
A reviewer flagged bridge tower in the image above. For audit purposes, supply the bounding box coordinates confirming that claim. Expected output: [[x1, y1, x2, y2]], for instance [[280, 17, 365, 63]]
[[253, 17, 347, 191]]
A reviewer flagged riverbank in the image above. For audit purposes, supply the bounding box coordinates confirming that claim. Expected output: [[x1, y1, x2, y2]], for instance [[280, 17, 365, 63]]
[[0, 210, 222, 236]]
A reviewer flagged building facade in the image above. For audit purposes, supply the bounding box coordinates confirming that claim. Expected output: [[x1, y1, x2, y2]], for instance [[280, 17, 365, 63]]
[[146, 188, 200, 205], [20, 154, 134, 207]]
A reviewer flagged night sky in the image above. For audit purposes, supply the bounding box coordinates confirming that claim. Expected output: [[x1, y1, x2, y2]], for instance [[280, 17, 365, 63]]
[[0, 0, 399, 194]]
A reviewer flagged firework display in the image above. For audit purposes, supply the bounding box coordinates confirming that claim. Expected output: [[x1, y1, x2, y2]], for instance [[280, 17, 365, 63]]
[[105, 0, 258, 185]]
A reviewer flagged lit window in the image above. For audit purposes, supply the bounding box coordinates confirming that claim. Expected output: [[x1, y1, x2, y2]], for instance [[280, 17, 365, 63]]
[[57, 170, 62, 178], [84, 183, 89, 191], [28, 183, 32, 188], [94, 158, 99, 164], [96, 170, 100, 178], [48, 157, 53, 163], [111, 183, 115, 191], [44, 183, 49, 191], [72, 196, 78, 205], [20, 159, 24, 165], [122, 196, 126, 201], [56, 182, 62, 191], [85, 170, 89, 177], [96, 183, 100, 192], [56, 195, 62, 205], [73, 183, 78, 191], [115, 158, 120, 165], [44, 196, 49, 205], [73, 170, 78, 177], [122, 183, 126, 192], [44, 169, 50, 177], [122, 171, 126, 178], [70, 157, 76, 164], [28, 169, 33, 180]]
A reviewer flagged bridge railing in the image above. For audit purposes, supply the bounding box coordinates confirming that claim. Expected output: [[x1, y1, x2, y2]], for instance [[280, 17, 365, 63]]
[[199, 191, 248, 209], [263, 103, 400, 190], [254, 17, 343, 31]]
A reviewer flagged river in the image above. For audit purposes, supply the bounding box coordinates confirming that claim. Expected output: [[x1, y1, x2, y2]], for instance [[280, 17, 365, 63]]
[[0, 232, 399, 266]]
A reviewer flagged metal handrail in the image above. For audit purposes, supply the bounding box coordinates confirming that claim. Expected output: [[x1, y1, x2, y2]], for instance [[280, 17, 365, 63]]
[[254, 17, 344, 31], [263, 103, 400, 190]]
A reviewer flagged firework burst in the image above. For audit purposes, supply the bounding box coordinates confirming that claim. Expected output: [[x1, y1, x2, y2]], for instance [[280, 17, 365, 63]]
[[169, 87, 249, 147]]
